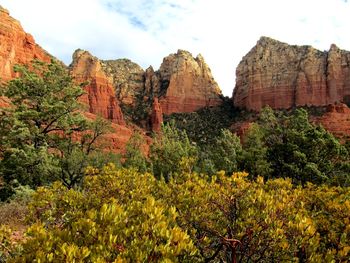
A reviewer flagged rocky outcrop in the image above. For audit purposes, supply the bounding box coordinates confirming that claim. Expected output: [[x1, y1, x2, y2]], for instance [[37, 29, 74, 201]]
[[70, 49, 223, 124], [233, 37, 350, 111], [82, 112, 131, 153], [0, 6, 51, 82], [314, 103, 350, 139], [327, 44, 350, 106], [156, 50, 223, 115], [70, 50, 125, 125], [101, 50, 223, 115], [102, 59, 145, 105], [0, 8, 136, 153], [151, 98, 163, 133]]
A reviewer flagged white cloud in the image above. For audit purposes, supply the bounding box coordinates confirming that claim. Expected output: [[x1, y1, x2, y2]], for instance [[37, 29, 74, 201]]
[[1, 0, 350, 96]]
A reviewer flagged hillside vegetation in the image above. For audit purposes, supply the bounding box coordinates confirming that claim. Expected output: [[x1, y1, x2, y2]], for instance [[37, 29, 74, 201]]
[[0, 61, 349, 262]]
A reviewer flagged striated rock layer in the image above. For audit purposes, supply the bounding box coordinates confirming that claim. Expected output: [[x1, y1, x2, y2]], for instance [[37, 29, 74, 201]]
[[0, 6, 51, 81], [313, 103, 350, 139], [70, 50, 125, 125], [156, 50, 223, 115], [0, 7, 141, 153], [233, 37, 350, 111], [70, 49, 223, 120]]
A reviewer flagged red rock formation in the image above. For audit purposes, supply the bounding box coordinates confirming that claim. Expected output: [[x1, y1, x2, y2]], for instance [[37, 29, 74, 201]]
[[144, 66, 160, 97], [70, 50, 125, 125], [314, 103, 350, 139], [0, 7, 136, 153], [157, 50, 223, 115], [233, 37, 350, 111], [151, 97, 163, 133], [83, 112, 132, 153], [0, 6, 51, 82], [327, 44, 350, 105], [99, 50, 224, 117], [70, 48, 224, 121]]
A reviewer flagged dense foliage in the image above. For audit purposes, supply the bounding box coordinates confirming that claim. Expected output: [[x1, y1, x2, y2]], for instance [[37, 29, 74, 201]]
[[150, 122, 198, 180], [243, 107, 350, 185], [165, 103, 350, 185], [1, 166, 349, 262], [163, 96, 238, 146], [0, 61, 112, 200]]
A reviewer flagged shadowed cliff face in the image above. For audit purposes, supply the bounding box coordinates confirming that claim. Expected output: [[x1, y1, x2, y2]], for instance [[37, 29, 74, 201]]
[[0, 6, 51, 82], [151, 97, 163, 133], [102, 58, 145, 106], [69, 50, 125, 126], [233, 37, 350, 111]]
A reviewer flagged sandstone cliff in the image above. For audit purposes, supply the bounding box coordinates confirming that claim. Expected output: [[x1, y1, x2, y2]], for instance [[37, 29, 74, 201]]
[[151, 98, 163, 133], [70, 49, 223, 128], [233, 37, 350, 111], [0, 6, 51, 82], [313, 103, 350, 139], [69, 50, 125, 125], [156, 50, 223, 115]]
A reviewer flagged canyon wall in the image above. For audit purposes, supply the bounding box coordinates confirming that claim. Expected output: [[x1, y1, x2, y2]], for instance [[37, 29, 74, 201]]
[[233, 37, 350, 111], [70, 50, 125, 125], [0, 6, 51, 82], [156, 50, 223, 115], [70, 49, 224, 128]]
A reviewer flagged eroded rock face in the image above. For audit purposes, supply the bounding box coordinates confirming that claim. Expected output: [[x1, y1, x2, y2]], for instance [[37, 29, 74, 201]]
[[327, 44, 350, 106], [144, 66, 160, 97], [70, 50, 125, 125], [233, 37, 350, 111], [102, 59, 145, 105], [0, 6, 51, 82], [102, 50, 223, 116], [70, 49, 223, 123], [151, 98, 163, 133], [0, 8, 135, 153], [314, 103, 350, 139], [157, 50, 223, 115]]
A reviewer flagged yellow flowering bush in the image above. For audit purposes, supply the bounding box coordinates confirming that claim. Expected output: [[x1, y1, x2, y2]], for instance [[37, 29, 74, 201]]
[[3, 164, 350, 262]]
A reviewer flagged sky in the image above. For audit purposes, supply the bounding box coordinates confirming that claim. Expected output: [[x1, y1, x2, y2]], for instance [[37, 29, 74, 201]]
[[1, 0, 350, 96]]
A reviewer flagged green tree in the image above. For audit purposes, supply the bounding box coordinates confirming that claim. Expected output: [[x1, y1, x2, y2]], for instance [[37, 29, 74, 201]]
[[150, 122, 198, 180], [207, 129, 242, 175], [0, 60, 110, 198], [53, 117, 114, 188], [123, 131, 149, 172], [261, 108, 345, 184], [240, 123, 272, 178]]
